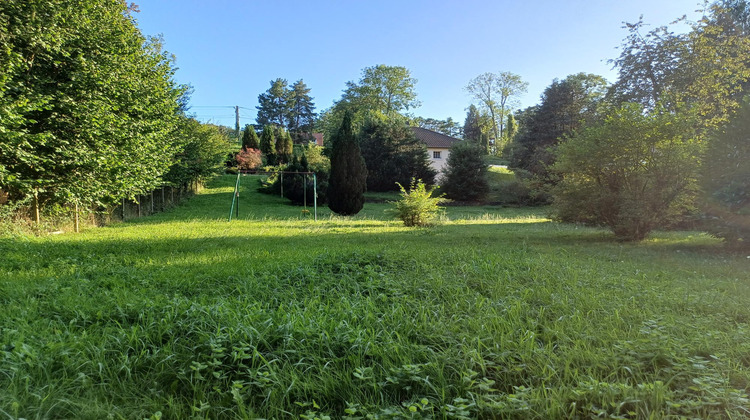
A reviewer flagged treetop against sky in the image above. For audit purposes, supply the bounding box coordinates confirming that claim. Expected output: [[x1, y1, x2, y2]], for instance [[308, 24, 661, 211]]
[[133, 0, 703, 127]]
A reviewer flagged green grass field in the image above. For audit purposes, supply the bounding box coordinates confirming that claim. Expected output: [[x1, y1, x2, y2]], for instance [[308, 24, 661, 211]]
[[1, 175, 749, 419]]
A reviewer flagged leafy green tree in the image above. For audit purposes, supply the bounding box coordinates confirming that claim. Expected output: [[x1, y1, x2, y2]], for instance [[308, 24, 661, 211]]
[[343, 65, 420, 116], [359, 119, 436, 191], [441, 141, 489, 201], [609, 7, 750, 129], [553, 104, 701, 241], [702, 96, 750, 246], [165, 119, 231, 186], [319, 65, 420, 142], [259, 125, 276, 164], [415, 117, 462, 137], [287, 79, 317, 139], [328, 111, 367, 215], [256, 78, 290, 127], [466, 71, 528, 152], [242, 125, 260, 149], [0, 0, 184, 216]]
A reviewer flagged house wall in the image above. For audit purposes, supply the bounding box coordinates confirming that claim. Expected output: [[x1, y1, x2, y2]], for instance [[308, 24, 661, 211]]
[[427, 147, 450, 177]]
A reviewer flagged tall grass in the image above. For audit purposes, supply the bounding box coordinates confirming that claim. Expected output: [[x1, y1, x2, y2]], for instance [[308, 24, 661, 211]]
[[0, 175, 748, 418]]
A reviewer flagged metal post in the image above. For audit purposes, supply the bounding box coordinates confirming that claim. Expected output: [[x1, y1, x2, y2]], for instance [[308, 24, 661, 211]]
[[122, 197, 126, 220], [236, 174, 240, 219], [313, 173, 318, 222], [280, 172, 284, 198], [303, 173, 307, 210], [74, 201, 79, 233]]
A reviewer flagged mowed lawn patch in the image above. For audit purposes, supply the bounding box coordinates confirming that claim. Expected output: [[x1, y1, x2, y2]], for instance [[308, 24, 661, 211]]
[[1, 175, 748, 419]]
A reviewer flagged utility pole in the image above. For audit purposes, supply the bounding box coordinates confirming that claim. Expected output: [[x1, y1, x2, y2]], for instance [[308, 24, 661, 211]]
[[235, 106, 240, 141]]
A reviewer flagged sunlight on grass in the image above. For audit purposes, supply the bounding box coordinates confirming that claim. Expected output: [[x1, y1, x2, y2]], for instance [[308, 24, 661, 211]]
[[1, 175, 748, 419]]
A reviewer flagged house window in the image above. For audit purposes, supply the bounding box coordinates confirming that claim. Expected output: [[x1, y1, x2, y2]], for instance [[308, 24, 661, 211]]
[[433, 151, 441, 159]]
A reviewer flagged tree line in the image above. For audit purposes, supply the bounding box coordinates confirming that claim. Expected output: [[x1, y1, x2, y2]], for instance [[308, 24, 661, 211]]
[[500, 0, 750, 243], [0, 0, 229, 227]]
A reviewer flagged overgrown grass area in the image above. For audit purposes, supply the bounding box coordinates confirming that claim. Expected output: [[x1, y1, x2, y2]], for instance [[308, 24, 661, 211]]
[[1, 175, 749, 419]]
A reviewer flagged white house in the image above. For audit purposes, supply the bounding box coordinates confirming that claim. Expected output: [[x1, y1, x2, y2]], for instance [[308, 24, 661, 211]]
[[411, 127, 462, 176]]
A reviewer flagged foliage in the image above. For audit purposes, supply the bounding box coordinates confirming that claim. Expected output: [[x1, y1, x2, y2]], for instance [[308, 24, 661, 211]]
[[609, 6, 750, 129], [701, 96, 750, 246], [441, 141, 489, 201], [359, 118, 436, 192], [0, 0, 184, 211], [286, 79, 317, 138], [235, 148, 263, 171], [256, 78, 290, 127], [465, 71, 528, 152], [274, 127, 294, 164], [342, 65, 420, 116], [241, 125, 260, 149], [509, 73, 609, 182], [553, 103, 702, 241], [259, 125, 276, 164], [328, 111, 367, 215], [164, 119, 231, 187], [463, 104, 484, 143], [318, 65, 420, 143], [413, 116, 462, 137], [390, 179, 443, 226]]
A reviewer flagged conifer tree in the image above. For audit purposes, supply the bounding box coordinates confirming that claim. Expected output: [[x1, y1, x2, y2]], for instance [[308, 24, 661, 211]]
[[260, 125, 276, 165], [328, 111, 367, 215], [274, 126, 293, 164], [242, 125, 260, 149]]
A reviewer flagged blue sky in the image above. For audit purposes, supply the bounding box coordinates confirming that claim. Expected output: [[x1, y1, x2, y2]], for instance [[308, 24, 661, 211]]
[[133, 1, 704, 128]]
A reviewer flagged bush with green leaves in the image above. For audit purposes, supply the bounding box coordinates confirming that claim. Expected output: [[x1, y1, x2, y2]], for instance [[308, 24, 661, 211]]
[[701, 97, 750, 247], [391, 179, 443, 227], [553, 103, 701, 241], [440, 141, 489, 201]]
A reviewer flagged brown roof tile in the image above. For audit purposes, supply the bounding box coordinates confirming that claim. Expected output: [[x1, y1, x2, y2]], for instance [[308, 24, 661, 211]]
[[411, 127, 461, 148]]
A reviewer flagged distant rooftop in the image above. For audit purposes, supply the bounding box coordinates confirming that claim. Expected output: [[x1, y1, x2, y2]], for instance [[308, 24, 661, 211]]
[[411, 127, 461, 148]]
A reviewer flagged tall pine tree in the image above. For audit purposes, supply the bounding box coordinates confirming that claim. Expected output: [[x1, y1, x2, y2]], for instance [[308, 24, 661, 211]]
[[328, 111, 367, 215]]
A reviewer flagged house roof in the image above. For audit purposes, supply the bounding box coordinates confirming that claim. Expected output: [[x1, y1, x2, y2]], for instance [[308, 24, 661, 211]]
[[311, 133, 324, 146], [411, 127, 461, 149]]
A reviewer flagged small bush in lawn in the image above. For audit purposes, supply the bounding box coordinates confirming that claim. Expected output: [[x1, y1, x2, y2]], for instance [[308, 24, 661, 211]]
[[391, 179, 443, 227]]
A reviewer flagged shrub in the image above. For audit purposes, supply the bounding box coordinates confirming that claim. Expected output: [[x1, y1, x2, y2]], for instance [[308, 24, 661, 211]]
[[553, 104, 701, 241], [701, 97, 750, 248], [235, 148, 262, 171], [391, 179, 443, 227], [440, 141, 489, 201]]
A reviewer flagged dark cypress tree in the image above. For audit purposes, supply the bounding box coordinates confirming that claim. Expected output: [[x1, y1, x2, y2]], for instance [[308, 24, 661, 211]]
[[260, 125, 276, 165], [275, 127, 293, 164], [328, 111, 367, 215], [242, 124, 260, 149]]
